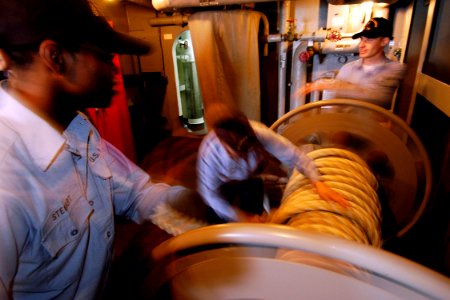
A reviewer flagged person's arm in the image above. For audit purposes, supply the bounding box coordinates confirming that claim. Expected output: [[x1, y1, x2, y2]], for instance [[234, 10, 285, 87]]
[[250, 121, 320, 179], [196, 139, 239, 222], [100, 140, 191, 224], [196, 133, 268, 223], [251, 121, 348, 207], [293, 78, 358, 97], [293, 62, 358, 97], [0, 198, 27, 299]]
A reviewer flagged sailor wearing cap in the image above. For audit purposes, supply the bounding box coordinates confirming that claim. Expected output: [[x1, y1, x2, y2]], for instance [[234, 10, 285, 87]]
[[297, 17, 406, 109], [0, 0, 193, 299]]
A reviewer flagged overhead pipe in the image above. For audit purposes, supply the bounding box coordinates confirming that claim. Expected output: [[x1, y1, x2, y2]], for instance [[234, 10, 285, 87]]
[[263, 27, 328, 44], [152, 0, 276, 11], [148, 14, 189, 26]]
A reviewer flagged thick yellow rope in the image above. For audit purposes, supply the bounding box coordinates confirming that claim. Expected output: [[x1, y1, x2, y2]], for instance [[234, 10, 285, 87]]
[[270, 147, 382, 248]]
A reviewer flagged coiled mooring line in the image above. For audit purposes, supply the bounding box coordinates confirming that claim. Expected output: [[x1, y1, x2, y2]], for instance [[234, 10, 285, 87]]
[[270, 147, 382, 248], [152, 147, 382, 249]]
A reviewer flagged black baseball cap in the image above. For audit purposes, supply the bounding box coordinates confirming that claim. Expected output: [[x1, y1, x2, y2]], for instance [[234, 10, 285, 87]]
[[0, 0, 150, 55], [352, 18, 393, 40]]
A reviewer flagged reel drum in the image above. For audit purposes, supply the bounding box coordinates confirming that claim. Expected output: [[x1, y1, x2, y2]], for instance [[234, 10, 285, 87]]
[[270, 99, 432, 240]]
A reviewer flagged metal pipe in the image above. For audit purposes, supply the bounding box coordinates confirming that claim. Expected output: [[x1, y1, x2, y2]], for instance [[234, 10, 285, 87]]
[[264, 33, 327, 43], [289, 41, 308, 109], [320, 38, 359, 54], [152, 0, 276, 11], [277, 0, 292, 118], [148, 14, 189, 26]]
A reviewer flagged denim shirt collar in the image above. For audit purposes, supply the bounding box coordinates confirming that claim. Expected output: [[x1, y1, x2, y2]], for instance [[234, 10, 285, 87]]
[[0, 82, 99, 172]]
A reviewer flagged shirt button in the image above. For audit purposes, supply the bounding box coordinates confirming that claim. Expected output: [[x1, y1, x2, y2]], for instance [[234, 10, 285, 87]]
[[71, 229, 79, 236], [106, 231, 111, 238], [88, 200, 94, 206]]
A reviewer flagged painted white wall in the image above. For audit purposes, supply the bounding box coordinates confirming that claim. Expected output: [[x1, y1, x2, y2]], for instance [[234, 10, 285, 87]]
[[125, 4, 164, 73], [293, 0, 320, 33]]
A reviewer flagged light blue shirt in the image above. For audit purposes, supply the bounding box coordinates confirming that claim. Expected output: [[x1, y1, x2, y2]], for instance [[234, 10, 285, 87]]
[[331, 58, 406, 109], [197, 120, 320, 221], [0, 82, 186, 299]]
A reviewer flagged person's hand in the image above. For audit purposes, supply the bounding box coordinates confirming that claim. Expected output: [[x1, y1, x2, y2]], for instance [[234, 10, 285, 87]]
[[313, 181, 349, 207], [292, 79, 341, 99], [292, 82, 315, 97]]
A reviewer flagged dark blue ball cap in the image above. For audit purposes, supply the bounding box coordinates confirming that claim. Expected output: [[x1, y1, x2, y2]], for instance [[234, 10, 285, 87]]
[[352, 18, 393, 40]]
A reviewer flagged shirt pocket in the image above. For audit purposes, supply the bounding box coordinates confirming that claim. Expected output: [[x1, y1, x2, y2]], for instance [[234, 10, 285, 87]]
[[41, 199, 92, 258]]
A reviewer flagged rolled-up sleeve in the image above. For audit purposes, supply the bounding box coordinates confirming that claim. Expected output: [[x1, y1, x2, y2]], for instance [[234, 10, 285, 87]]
[[250, 121, 321, 182], [101, 142, 189, 224]]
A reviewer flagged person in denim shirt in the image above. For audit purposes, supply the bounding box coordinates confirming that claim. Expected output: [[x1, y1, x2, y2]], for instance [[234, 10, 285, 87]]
[[0, 0, 190, 298], [197, 105, 348, 222]]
